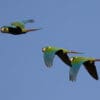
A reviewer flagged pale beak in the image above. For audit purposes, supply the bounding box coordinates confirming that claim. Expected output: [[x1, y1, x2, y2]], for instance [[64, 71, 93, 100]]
[[70, 58, 73, 61], [42, 48, 46, 52]]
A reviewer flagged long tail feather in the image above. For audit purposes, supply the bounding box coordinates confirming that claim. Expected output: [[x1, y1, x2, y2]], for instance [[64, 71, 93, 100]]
[[69, 50, 84, 54], [26, 28, 42, 32], [95, 59, 100, 61]]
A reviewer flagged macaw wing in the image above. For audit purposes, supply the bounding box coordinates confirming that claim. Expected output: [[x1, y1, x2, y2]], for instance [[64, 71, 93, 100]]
[[43, 51, 56, 67], [83, 61, 98, 80], [69, 63, 81, 81], [11, 22, 25, 29], [22, 19, 34, 24], [56, 50, 72, 67]]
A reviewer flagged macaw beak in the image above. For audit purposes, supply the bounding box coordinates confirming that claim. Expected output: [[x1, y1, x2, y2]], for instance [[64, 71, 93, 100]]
[[70, 57, 73, 61], [42, 48, 46, 52], [69, 50, 84, 54]]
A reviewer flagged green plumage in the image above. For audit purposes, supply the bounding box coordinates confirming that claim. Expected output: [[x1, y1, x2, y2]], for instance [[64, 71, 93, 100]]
[[69, 56, 99, 81], [71, 56, 95, 64], [0, 19, 41, 35], [42, 46, 82, 67]]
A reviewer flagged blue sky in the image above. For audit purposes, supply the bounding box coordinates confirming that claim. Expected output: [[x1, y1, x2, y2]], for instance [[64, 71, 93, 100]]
[[0, 0, 100, 100]]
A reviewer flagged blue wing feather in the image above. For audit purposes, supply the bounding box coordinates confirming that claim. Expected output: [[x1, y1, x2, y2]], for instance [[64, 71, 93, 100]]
[[69, 63, 82, 81], [43, 51, 56, 67]]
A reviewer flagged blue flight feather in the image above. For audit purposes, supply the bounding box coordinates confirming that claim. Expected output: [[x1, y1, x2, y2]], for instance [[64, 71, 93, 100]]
[[69, 63, 82, 81], [43, 51, 56, 67]]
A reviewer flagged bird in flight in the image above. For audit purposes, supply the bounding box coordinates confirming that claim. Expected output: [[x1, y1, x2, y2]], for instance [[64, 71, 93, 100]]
[[42, 46, 83, 67], [69, 56, 100, 81], [0, 19, 41, 35]]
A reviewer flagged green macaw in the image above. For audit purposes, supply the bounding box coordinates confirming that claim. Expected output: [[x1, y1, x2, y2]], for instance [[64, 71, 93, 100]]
[[0, 19, 41, 35], [69, 56, 100, 81], [42, 46, 83, 67]]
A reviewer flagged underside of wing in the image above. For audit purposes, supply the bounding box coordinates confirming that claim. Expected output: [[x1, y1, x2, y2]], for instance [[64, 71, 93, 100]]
[[69, 63, 81, 81], [83, 61, 98, 80], [56, 50, 72, 67], [43, 52, 56, 67]]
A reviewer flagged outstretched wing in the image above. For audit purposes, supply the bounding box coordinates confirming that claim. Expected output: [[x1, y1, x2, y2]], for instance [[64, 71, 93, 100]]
[[22, 19, 34, 24], [11, 19, 34, 29], [69, 63, 81, 81], [11, 22, 25, 29], [83, 61, 98, 80], [43, 51, 56, 67], [56, 50, 72, 67]]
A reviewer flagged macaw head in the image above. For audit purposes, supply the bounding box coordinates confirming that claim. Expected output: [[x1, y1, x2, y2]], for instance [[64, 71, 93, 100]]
[[0, 26, 9, 33], [42, 46, 58, 53]]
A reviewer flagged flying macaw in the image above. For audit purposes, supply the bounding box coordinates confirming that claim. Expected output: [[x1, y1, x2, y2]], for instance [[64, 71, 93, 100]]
[[0, 19, 41, 35], [42, 46, 83, 67], [69, 56, 100, 81]]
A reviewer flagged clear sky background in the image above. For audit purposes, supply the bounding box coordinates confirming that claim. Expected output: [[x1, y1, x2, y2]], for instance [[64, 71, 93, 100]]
[[0, 0, 100, 100]]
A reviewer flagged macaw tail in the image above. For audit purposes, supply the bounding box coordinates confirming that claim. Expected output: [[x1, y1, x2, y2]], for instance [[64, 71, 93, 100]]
[[22, 19, 34, 24], [95, 59, 100, 62], [25, 28, 42, 32]]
